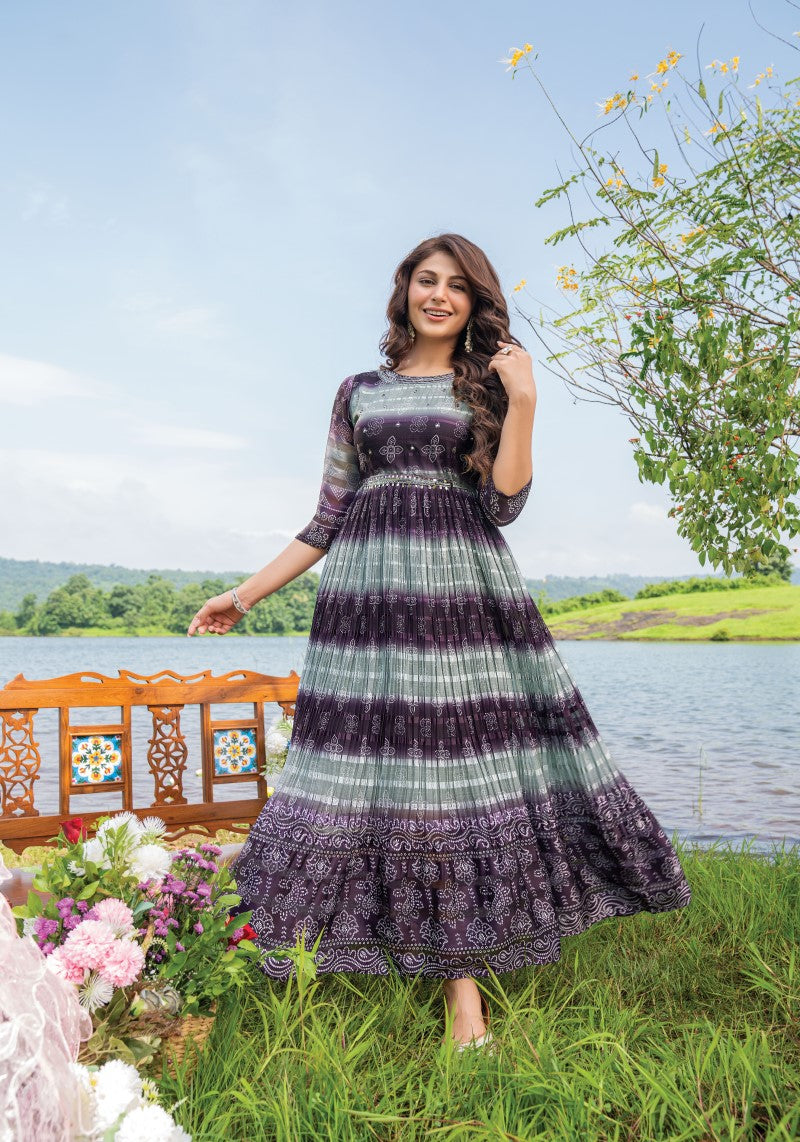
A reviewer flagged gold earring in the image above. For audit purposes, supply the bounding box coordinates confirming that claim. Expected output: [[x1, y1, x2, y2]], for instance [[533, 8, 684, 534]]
[[407, 320, 416, 342], [464, 316, 474, 352]]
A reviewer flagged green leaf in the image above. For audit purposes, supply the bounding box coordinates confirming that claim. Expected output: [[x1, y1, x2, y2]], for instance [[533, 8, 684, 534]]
[[718, 89, 724, 116], [756, 95, 763, 131], [77, 881, 99, 901], [652, 149, 660, 180], [26, 891, 44, 916], [698, 77, 707, 100]]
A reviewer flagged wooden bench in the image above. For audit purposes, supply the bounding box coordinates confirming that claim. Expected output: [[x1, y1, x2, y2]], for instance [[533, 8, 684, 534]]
[[0, 667, 300, 865]]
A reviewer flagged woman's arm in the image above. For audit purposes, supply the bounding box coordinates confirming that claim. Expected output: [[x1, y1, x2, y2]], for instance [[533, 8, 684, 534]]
[[237, 540, 325, 608], [477, 342, 537, 527], [187, 374, 361, 636]]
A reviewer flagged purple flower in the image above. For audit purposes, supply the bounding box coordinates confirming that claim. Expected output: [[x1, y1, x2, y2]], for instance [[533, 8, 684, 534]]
[[41, 941, 55, 956], [62, 913, 82, 932], [76, 901, 90, 914], [34, 916, 59, 941], [56, 897, 75, 914], [175, 942, 185, 952], [193, 922, 204, 935]]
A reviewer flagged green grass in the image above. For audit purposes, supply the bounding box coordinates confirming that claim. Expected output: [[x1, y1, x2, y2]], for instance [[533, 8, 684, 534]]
[[159, 839, 800, 1141], [547, 584, 800, 641]]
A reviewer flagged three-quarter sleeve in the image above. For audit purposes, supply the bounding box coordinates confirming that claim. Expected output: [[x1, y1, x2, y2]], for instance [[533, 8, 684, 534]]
[[477, 467, 532, 527], [295, 374, 362, 551]]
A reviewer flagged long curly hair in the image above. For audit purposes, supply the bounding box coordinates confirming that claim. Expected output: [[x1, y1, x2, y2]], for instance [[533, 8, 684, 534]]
[[379, 232, 524, 485]]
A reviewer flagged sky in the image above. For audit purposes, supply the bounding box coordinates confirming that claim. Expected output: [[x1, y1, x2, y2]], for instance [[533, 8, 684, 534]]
[[1, 1, 796, 579]]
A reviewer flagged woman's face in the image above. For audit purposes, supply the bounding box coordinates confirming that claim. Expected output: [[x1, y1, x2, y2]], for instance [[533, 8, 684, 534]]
[[406, 250, 473, 342]]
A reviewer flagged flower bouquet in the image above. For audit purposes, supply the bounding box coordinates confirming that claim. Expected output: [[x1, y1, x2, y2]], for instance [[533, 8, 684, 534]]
[[262, 712, 293, 779], [13, 812, 263, 1073]]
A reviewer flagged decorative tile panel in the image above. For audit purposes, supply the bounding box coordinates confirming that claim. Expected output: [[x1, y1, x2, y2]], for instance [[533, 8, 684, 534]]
[[213, 728, 258, 776], [71, 733, 123, 785]]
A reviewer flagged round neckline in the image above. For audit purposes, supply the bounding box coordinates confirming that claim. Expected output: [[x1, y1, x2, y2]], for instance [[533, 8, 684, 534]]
[[378, 365, 455, 381]]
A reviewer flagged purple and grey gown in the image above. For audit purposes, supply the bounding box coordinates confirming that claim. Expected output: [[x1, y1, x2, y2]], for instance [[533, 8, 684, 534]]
[[232, 366, 692, 979]]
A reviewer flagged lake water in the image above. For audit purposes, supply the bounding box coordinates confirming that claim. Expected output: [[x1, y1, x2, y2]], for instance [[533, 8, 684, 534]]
[[1, 636, 797, 854]]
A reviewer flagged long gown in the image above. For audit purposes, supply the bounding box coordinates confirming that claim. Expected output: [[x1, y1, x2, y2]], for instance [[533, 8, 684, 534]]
[[232, 365, 692, 979]]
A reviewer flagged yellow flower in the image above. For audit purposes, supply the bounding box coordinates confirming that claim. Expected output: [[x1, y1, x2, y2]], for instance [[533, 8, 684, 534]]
[[731, 56, 740, 71], [601, 92, 630, 115], [658, 163, 668, 174], [707, 120, 727, 135], [652, 176, 665, 188], [513, 279, 527, 292], [630, 72, 639, 81], [503, 43, 534, 71]]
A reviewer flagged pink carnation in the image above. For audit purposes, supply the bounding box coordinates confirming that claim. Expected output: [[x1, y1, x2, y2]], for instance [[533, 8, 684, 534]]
[[48, 945, 86, 985], [60, 919, 116, 971], [99, 938, 146, 987], [92, 898, 135, 937]]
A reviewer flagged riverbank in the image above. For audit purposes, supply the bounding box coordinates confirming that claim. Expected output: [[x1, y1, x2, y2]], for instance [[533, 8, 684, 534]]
[[154, 837, 798, 1140], [2, 582, 799, 641], [546, 583, 800, 641]]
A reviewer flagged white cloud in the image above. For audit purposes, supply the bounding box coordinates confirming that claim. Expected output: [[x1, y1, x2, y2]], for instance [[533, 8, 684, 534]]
[[0, 353, 104, 406], [132, 423, 248, 450], [21, 186, 69, 224], [628, 500, 671, 525], [118, 294, 225, 339], [0, 446, 306, 569]]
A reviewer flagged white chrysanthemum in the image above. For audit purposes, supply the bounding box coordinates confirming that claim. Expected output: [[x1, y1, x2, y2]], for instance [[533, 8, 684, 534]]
[[22, 916, 38, 937], [97, 817, 142, 854], [67, 1061, 98, 1139], [81, 837, 111, 869], [78, 970, 114, 1012], [68, 859, 86, 876], [92, 1059, 144, 1132], [266, 729, 290, 755], [138, 815, 168, 843], [127, 842, 172, 883], [115, 1103, 190, 1142]]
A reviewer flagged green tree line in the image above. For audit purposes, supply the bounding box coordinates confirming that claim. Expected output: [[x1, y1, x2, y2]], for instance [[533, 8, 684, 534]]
[[0, 573, 321, 636]]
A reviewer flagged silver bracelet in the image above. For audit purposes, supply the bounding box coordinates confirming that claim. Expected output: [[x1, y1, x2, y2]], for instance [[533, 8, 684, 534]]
[[230, 586, 250, 614]]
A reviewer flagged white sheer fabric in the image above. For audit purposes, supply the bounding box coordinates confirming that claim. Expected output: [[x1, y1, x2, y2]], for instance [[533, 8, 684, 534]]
[[0, 855, 93, 1142]]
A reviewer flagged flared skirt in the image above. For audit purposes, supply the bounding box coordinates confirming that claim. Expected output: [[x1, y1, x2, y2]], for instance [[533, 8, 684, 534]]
[[233, 478, 692, 978]]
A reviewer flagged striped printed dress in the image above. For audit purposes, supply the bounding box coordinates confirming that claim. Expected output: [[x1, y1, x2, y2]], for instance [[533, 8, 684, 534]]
[[232, 366, 692, 979]]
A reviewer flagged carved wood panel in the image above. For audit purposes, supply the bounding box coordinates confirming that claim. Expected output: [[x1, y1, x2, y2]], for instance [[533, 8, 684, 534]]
[[147, 705, 189, 805], [0, 709, 41, 818]]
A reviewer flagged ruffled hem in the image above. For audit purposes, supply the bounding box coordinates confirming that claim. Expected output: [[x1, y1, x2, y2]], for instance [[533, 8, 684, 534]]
[[232, 781, 692, 980]]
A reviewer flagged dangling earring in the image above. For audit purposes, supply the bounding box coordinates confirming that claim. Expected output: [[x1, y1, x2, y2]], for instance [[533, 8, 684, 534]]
[[407, 320, 416, 343], [464, 316, 474, 353]]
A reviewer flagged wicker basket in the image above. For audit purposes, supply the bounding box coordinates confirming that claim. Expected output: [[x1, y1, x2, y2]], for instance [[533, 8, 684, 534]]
[[159, 1007, 217, 1080]]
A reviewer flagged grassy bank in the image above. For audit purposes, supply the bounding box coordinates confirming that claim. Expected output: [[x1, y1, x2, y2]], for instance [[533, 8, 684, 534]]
[[547, 583, 800, 641], [155, 839, 799, 1141]]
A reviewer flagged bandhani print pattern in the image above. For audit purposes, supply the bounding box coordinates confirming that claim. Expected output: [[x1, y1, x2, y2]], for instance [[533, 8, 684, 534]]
[[71, 734, 122, 785], [232, 368, 693, 979], [213, 728, 258, 776]]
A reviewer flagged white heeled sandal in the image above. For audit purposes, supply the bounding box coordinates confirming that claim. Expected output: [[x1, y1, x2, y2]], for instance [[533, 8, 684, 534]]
[[444, 992, 497, 1053]]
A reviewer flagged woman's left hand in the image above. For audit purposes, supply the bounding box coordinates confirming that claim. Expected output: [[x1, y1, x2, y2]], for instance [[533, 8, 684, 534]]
[[488, 341, 537, 401]]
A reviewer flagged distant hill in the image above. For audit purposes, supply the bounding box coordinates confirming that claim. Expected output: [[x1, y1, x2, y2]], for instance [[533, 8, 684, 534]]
[[520, 571, 800, 603], [0, 557, 248, 612], [0, 556, 797, 613]]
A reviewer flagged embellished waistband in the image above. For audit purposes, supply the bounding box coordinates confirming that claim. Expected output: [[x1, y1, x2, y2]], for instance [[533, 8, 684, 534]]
[[359, 470, 478, 495]]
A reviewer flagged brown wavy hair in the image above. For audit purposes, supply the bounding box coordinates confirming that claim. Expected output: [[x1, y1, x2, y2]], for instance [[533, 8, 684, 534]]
[[379, 232, 524, 485]]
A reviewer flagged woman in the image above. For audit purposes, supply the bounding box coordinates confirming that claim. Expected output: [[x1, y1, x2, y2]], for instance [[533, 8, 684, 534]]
[[188, 233, 692, 1051]]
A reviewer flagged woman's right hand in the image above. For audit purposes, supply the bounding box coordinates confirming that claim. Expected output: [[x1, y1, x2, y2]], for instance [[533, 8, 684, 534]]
[[187, 591, 245, 637]]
